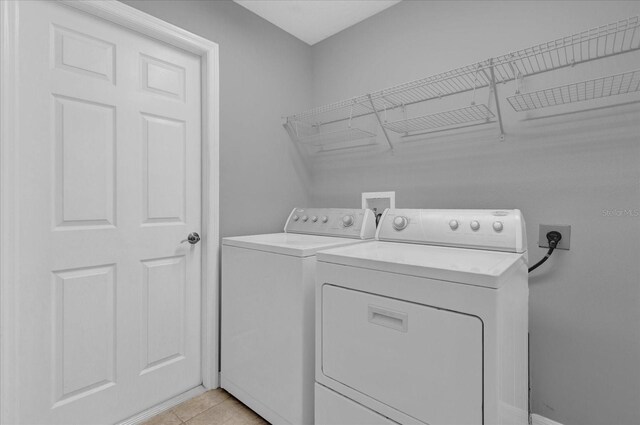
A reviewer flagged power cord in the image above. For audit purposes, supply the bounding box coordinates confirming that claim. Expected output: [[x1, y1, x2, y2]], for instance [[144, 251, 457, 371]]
[[372, 208, 383, 227], [528, 231, 562, 273]]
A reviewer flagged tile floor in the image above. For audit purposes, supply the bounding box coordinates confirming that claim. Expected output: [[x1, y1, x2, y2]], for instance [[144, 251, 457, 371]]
[[143, 389, 268, 425]]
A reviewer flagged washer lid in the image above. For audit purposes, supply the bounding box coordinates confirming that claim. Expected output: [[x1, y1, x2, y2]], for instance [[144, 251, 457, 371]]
[[222, 233, 369, 257], [317, 241, 526, 288]]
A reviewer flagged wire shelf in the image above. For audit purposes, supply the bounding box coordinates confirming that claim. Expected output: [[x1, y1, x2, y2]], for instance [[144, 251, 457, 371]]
[[286, 17, 639, 128], [383, 104, 495, 135], [288, 62, 492, 127], [507, 69, 640, 111], [492, 16, 640, 82], [368, 63, 492, 110], [296, 126, 377, 147], [315, 140, 379, 154], [290, 98, 374, 126], [283, 16, 640, 152]]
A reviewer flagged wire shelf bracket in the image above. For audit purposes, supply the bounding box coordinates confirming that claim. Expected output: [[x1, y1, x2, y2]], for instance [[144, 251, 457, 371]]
[[367, 94, 394, 151], [488, 58, 506, 141], [507, 69, 640, 111]]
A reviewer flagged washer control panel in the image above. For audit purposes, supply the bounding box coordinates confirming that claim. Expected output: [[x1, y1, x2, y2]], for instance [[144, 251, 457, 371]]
[[377, 209, 527, 253], [285, 208, 376, 239]]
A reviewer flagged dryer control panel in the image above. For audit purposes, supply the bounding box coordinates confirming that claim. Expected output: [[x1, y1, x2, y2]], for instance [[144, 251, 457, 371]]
[[285, 208, 376, 239], [377, 209, 527, 253]]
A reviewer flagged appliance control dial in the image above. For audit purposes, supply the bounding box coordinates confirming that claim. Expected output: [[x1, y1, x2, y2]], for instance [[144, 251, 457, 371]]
[[311, 216, 318, 222], [449, 219, 459, 230], [470, 220, 480, 231], [292, 215, 299, 221], [493, 221, 503, 232], [321, 216, 328, 223], [393, 216, 409, 231], [302, 215, 308, 222], [342, 215, 354, 227]]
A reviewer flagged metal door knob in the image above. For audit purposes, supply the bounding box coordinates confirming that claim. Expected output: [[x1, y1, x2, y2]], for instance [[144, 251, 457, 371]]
[[181, 232, 200, 245]]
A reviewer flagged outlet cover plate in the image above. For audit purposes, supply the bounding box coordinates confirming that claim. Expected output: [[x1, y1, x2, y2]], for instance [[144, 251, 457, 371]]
[[538, 224, 571, 250]]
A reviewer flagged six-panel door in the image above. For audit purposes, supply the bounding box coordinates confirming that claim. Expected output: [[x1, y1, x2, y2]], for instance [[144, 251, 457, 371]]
[[15, 2, 202, 423]]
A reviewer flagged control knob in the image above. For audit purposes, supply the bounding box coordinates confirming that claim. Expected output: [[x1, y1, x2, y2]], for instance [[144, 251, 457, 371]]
[[292, 215, 299, 221], [493, 221, 503, 232], [470, 220, 480, 231], [342, 215, 354, 227], [393, 216, 409, 231], [449, 219, 459, 230], [321, 216, 328, 223], [311, 216, 318, 222], [302, 215, 308, 222]]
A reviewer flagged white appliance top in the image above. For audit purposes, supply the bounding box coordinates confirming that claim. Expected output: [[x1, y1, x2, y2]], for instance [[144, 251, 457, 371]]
[[317, 241, 525, 288], [317, 208, 528, 288], [222, 207, 376, 257], [376, 208, 527, 253], [223, 232, 370, 258]]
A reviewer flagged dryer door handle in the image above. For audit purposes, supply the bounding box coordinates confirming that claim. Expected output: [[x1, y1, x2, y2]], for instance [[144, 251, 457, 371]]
[[368, 305, 408, 333]]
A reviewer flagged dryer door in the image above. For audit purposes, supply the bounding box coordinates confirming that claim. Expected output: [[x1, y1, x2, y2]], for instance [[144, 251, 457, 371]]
[[321, 285, 483, 425]]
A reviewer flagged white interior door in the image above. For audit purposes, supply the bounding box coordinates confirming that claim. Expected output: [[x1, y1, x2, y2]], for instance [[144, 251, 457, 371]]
[[13, 1, 202, 423]]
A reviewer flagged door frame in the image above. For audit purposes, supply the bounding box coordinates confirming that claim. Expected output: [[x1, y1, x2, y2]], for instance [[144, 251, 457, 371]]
[[0, 0, 220, 422]]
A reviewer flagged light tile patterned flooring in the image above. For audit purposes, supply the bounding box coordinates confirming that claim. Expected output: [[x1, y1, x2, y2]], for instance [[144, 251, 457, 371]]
[[143, 389, 268, 425]]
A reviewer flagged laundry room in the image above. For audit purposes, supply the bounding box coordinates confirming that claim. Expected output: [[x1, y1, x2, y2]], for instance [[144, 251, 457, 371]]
[[1, 1, 638, 425]]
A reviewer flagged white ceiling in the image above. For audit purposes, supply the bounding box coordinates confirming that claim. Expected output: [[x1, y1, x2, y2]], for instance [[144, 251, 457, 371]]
[[233, 0, 402, 45]]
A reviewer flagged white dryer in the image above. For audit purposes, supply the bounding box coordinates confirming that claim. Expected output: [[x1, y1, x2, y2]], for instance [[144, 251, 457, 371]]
[[315, 209, 529, 425], [222, 208, 376, 425]]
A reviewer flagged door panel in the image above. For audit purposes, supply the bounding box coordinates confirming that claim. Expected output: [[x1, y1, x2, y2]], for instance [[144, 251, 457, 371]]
[[54, 95, 117, 228], [141, 255, 187, 374], [53, 264, 117, 406], [140, 53, 186, 101], [142, 114, 187, 224], [52, 24, 116, 83], [322, 285, 483, 425], [15, 2, 202, 423]]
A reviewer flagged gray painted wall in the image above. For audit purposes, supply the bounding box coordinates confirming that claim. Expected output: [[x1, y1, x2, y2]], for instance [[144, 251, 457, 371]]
[[121, 1, 640, 424], [310, 2, 640, 424], [122, 0, 313, 238]]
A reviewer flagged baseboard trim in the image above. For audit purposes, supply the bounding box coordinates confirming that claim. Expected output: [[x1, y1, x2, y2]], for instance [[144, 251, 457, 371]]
[[532, 413, 564, 425], [116, 385, 207, 425]]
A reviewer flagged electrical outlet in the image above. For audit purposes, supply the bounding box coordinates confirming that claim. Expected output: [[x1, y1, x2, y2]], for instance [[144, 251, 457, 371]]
[[538, 224, 571, 250], [361, 191, 395, 215]]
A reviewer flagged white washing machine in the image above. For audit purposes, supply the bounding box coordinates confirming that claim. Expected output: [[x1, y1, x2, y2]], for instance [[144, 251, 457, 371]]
[[222, 207, 376, 425], [315, 209, 529, 425]]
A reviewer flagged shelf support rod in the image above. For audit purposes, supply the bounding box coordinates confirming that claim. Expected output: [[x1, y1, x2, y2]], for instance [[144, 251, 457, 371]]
[[367, 94, 394, 152], [488, 58, 506, 141]]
